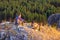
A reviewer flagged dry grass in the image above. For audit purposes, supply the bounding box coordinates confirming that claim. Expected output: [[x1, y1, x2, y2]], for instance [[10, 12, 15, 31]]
[[0, 22, 60, 40], [23, 23, 60, 40]]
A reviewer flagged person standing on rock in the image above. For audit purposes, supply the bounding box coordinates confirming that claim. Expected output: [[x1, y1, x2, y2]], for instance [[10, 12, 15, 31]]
[[15, 14, 18, 25], [15, 13, 24, 26]]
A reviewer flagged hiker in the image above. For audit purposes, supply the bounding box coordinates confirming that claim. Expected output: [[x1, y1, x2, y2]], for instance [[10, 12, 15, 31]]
[[17, 14, 24, 26], [15, 14, 24, 25], [31, 21, 34, 27], [15, 14, 18, 25]]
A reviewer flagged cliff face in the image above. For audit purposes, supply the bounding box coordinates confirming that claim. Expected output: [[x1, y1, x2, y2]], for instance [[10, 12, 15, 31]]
[[0, 23, 60, 40]]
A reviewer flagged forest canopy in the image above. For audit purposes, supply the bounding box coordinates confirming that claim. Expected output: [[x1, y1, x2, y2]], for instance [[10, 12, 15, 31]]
[[0, 0, 60, 22]]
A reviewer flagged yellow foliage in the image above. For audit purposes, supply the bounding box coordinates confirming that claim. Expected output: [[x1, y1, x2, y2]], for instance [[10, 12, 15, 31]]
[[24, 23, 60, 40]]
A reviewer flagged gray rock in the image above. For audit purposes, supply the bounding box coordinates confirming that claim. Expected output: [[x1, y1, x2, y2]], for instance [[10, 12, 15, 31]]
[[0, 22, 28, 40], [48, 14, 60, 28]]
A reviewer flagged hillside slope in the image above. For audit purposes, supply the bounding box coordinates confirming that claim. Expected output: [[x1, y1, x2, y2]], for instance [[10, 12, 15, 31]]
[[0, 23, 60, 40], [24, 25, 60, 40]]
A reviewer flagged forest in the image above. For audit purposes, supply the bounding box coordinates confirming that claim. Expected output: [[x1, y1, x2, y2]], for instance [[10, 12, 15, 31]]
[[0, 0, 60, 40], [0, 0, 60, 23]]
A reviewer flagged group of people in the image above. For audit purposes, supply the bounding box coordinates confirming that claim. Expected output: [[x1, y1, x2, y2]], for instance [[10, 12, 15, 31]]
[[15, 13, 44, 31]]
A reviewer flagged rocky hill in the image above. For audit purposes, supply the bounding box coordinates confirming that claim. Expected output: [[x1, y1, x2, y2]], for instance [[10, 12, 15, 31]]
[[0, 22, 60, 40]]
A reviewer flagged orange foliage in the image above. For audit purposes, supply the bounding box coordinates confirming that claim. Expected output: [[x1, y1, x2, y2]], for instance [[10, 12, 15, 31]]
[[24, 23, 60, 40]]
